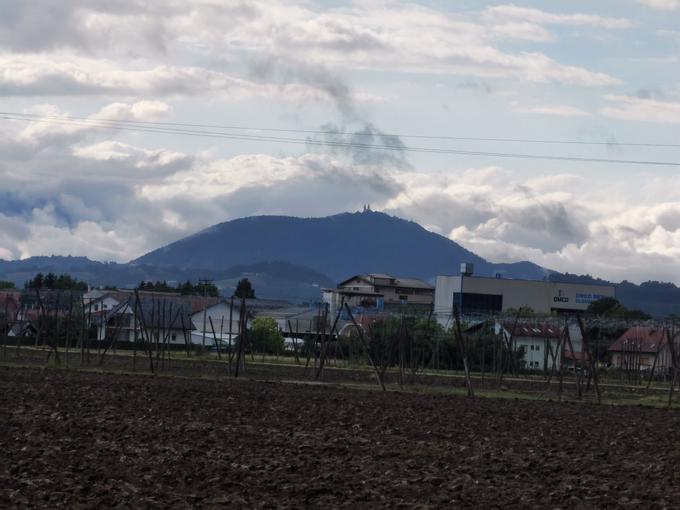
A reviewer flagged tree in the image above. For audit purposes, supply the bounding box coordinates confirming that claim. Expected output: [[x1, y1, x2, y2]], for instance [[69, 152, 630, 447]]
[[0, 281, 15, 290], [26, 273, 44, 289], [44, 272, 57, 289], [234, 278, 255, 299], [179, 280, 219, 297], [136, 280, 175, 293], [587, 297, 651, 320], [25, 272, 87, 290], [249, 316, 284, 354]]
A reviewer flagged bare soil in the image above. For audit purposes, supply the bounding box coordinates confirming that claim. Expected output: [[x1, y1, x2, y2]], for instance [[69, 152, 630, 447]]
[[2, 366, 679, 509]]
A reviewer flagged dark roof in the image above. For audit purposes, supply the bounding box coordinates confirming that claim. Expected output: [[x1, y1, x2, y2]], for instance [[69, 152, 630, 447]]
[[338, 274, 433, 290], [20, 289, 84, 309], [113, 290, 220, 314], [104, 297, 195, 331], [324, 288, 385, 297], [609, 327, 666, 354]]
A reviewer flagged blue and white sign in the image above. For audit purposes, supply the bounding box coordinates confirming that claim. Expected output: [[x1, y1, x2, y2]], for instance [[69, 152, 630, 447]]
[[575, 293, 608, 305]]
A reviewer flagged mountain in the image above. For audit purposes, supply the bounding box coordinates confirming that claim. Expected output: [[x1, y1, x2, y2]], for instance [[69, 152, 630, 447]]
[[3, 210, 680, 315], [134, 210, 553, 281]]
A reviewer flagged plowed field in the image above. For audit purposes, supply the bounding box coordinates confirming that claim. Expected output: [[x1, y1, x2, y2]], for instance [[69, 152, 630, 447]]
[[2, 367, 679, 508]]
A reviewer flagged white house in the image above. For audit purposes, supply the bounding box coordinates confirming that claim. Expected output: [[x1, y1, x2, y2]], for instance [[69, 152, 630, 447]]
[[190, 301, 242, 347], [497, 321, 581, 371], [96, 297, 195, 347]]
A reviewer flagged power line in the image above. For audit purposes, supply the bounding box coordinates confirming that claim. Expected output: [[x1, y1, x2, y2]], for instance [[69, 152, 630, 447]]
[[1, 113, 680, 167], [2, 110, 679, 148]]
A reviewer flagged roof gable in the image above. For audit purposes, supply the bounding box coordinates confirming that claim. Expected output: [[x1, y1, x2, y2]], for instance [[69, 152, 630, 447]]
[[609, 327, 667, 354]]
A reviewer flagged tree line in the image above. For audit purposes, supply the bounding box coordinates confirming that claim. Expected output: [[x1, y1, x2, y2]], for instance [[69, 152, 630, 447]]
[[24, 273, 88, 291], [137, 280, 219, 297]]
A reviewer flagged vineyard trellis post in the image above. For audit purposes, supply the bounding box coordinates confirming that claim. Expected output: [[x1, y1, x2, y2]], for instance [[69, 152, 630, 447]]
[[343, 302, 385, 391], [452, 304, 474, 398]]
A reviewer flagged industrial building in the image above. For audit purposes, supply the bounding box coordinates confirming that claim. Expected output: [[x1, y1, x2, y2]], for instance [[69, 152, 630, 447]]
[[435, 264, 615, 323]]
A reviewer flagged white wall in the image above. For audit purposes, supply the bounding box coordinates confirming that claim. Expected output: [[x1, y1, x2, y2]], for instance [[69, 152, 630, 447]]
[[191, 302, 241, 346], [514, 336, 561, 371]]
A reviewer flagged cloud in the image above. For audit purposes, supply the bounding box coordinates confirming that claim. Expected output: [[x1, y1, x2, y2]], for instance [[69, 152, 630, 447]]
[[0, 101, 176, 157], [3, 110, 680, 285], [510, 102, 592, 117], [485, 5, 632, 29], [0, 1, 674, 285], [0, 2, 621, 93], [601, 94, 680, 123], [305, 123, 411, 169], [0, 54, 344, 102], [638, 0, 680, 10], [249, 57, 359, 119]]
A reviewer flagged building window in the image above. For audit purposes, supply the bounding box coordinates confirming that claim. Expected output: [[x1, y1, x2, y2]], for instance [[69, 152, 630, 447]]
[[530, 345, 534, 351], [171, 334, 176, 341], [535, 345, 540, 352], [94, 304, 99, 311], [453, 293, 503, 313]]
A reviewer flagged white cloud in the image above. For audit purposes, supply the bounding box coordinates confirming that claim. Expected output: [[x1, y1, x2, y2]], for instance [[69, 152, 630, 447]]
[[0, 54, 348, 102], [638, 0, 680, 10], [511, 102, 592, 117], [0, 2, 621, 93], [3, 117, 680, 284], [0, 1, 676, 285], [485, 5, 632, 29], [601, 94, 680, 123]]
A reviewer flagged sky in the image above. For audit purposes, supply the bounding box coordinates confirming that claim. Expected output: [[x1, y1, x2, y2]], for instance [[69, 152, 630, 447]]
[[1, 0, 680, 284]]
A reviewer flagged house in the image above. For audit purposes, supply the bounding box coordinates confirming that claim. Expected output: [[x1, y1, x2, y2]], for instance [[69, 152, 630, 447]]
[[95, 296, 195, 347], [85, 292, 122, 318], [0, 291, 21, 321], [608, 327, 671, 372], [323, 273, 434, 319], [19, 289, 84, 321], [190, 300, 242, 347], [189, 298, 294, 347], [496, 321, 583, 370]]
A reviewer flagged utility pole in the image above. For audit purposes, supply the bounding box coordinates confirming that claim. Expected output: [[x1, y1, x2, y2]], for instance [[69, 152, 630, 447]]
[[199, 278, 213, 348]]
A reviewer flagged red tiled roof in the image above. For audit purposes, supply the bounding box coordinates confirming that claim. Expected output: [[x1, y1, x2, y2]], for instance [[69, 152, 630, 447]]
[[608, 327, 666, 354], [502, 322, 562, 339]]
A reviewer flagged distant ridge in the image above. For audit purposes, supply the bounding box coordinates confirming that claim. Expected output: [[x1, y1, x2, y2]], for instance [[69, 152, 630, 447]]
[[133, 210, 552, 282]]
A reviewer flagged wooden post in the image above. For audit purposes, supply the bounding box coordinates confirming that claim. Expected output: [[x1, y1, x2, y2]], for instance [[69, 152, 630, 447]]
[[316, 299, 344, 380], [228, 297, 234, 375], [564, 324, 582, 399], [665, 325, 678, 407], [209, 316, 221, 360], [576, 314, 601, 404], [234, 298, 247, 378], [134, 291, 155, 374], [344, 303, 385, 391], [453, 304, 474, 398]]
